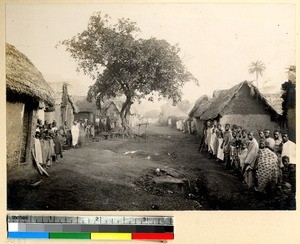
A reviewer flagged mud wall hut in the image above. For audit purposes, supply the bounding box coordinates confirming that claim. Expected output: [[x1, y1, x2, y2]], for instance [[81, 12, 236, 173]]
[[73, 96, 98, 124], [188, 95, 212, 138], [6, 43, 54, 170], [44, 82, 77, 128], [200, 81, 281, 137], [101, 101, 122, 129]]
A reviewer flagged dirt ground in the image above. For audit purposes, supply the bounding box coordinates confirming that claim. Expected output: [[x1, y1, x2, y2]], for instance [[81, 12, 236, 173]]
[[7, 125, 295, 211]]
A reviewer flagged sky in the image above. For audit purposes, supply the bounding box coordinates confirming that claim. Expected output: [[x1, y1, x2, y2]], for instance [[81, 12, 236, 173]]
[[5, 3, 296, 112]]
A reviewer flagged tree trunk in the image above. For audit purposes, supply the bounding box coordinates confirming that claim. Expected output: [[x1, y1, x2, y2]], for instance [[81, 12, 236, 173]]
[[120, 96, 134, 137]]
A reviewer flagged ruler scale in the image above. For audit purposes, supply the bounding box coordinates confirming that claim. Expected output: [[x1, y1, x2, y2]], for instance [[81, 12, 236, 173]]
[[7, 215, 174, 240]]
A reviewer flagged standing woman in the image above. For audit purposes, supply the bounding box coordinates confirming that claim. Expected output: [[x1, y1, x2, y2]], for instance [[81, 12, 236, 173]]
[[255, 140, 279, 194]]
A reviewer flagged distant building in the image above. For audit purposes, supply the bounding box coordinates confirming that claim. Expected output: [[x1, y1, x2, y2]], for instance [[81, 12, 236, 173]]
[[44, 82, 77, 128], [73, 96, 98, 124], [188, 95, 212, 138], [6, 43, 54, 170]]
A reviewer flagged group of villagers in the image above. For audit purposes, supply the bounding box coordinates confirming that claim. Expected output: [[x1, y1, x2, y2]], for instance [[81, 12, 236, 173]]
[[202, 120, 296, 195], [32, 119, 91, 169]]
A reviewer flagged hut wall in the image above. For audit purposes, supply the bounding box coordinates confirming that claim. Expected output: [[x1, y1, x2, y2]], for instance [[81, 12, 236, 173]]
[[6, 101, 24, 168], [220, 114, 279, 138], [37, 108, 45, 124], [105, 104, 121, 128], [193, 118, 205, 138]]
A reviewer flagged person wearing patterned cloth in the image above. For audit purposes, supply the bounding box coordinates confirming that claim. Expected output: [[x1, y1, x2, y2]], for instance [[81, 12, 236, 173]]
[[255, 140, 279, 194]]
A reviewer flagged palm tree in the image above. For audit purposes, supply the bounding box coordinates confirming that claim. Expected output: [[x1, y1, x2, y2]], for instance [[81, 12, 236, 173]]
[[248, 61, 266, 88]]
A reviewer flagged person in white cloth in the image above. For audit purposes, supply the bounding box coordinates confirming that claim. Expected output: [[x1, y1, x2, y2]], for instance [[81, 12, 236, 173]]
[[281, 132, 296, 165], [33, 130, 43, 165], [71, 121, 79, 148]]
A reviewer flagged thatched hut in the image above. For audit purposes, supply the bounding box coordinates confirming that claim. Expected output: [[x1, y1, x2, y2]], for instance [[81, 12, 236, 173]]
[[6, 43, 54, 169], [100, 101, 122, 129], [44, 82, 77, 128], [73, 96, 99, 124], [200, 81, 282, 137], [188, 95, 212, 137]]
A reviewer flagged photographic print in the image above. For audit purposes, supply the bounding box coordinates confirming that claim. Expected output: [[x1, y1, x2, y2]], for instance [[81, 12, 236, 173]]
[[6, 3, 296, 211]]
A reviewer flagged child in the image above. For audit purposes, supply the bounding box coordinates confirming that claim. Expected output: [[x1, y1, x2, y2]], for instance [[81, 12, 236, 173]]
[[282, 156, 296, 193], [238, 142, 248, 178]]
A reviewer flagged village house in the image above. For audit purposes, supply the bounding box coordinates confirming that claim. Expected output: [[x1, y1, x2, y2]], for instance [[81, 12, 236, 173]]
[[100, 100, 122, 129], [73, 96, 99, 124], [188, 95, 212, 138], [6, 43, 55, 170], [43, 82, 77, 128], [199, 81, 282, 136]]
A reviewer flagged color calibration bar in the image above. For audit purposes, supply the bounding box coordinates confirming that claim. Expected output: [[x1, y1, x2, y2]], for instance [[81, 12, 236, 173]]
[[7, 215, 174, 240]]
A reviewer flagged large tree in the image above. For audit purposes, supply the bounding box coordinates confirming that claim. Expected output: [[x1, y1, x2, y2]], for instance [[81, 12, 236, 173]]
[[59, 12, 197, 135], [248, 60, 266, 88]]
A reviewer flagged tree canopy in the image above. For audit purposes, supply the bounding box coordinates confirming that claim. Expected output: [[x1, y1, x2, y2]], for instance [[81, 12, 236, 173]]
[[59, 12, 197, 131]]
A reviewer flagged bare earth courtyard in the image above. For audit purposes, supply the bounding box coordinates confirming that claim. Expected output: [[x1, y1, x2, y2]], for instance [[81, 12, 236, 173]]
[[7, 125, 295, 211]]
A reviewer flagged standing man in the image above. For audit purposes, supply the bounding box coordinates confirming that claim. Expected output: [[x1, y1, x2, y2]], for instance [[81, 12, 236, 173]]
[[243, 131, 259, 189], [281, 132, 296, 165], [221, 123, 232, 169]]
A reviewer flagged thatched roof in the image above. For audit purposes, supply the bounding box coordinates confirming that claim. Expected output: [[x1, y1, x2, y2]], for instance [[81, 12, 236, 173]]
[[102, 100, 123, 112], [6, 43, 54, 105], [48, 82, 78, 112], [73, 96, 97, 113], [189, 95, 212, 118], [200, 81, 280, 120]]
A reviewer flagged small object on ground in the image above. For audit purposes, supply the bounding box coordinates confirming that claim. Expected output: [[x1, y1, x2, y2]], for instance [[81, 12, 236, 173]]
[[147, 156, 151, 160], [155, 168, 161, 176], [151, 204, 159, 210], [30, 180, 43, 187], [167, 190, 173, 194]]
